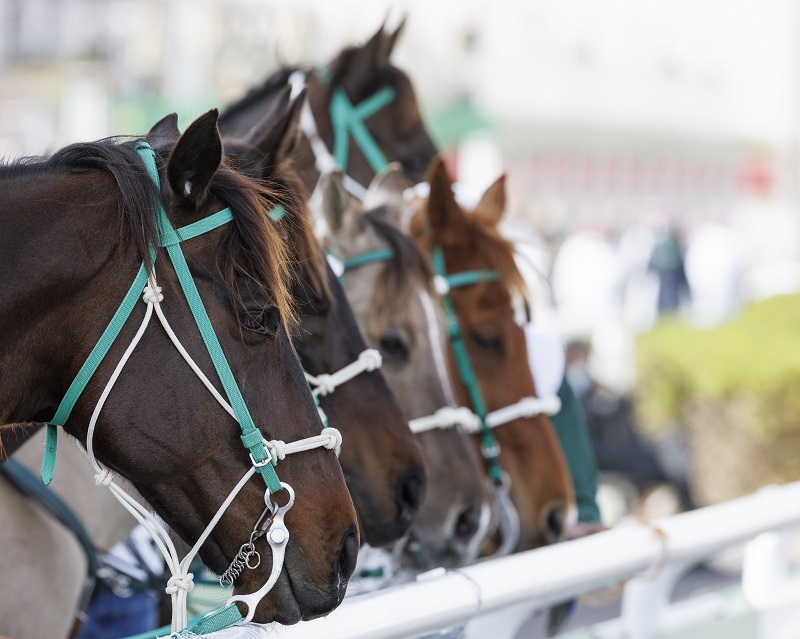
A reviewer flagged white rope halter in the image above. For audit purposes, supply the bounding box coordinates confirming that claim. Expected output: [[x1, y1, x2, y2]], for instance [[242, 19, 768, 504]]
[[304, 348, 383, 398], [81, 276, 342, 633], [408, 395, 561, 435]]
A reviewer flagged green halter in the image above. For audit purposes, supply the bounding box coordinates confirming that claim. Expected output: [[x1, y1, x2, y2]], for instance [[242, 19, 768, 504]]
[[430, 246, 504, 485], [330, 87, 396, 175], [42, 141, 282, 494]]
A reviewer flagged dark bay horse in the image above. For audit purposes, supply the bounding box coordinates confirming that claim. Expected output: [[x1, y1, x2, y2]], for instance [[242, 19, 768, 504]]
[[321, 167, 492, 569], [218, 22, 437, 198], [0, 111, 357, 627], [411, 158, 575, 551], [222, 88, 427, 548]]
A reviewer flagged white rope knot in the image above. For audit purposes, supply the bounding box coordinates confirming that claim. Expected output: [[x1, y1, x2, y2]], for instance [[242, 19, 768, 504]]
[[359, 349, 382, 372], [323, 428, 343, 450], [165, 573, 195, 595], [433, 275, 450, 296], [142, 285, 163, 305], [314, 374, 336, 397], [266, 440, 289, 461], [94, 468, 115, 486]]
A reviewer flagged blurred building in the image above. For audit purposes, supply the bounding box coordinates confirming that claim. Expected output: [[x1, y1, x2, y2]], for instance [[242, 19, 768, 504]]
[[1, 0, 799, 286]]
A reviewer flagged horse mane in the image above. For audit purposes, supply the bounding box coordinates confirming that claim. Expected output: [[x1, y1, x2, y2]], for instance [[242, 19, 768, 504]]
[[218, 67, 300, 127], [224, 137, 330, 306], [18, 137, 297, 330], [361, 207, 432, 333]]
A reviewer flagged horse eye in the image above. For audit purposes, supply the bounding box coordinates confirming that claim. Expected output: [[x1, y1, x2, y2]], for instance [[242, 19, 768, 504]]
[[241, 307, 280, 338], [379, 332, 410, 362], [470, 331, 504, 355]]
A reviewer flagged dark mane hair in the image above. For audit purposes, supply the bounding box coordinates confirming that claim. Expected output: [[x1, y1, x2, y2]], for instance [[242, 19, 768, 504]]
[[224, 137, 329, 306], [219, 67, 299, 127], [362, 207, 432, 333], [19, 136, 296, 329]]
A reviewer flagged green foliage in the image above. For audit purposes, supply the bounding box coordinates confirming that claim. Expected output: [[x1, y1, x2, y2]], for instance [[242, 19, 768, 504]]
[[637, 294, 800, 439]]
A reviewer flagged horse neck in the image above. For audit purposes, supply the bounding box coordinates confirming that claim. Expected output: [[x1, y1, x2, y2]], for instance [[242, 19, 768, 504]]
[[0, 168, 129, 425]]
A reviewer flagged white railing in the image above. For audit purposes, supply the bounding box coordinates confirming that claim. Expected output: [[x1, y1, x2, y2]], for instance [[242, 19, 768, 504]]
[[207, 481, 800, 639]]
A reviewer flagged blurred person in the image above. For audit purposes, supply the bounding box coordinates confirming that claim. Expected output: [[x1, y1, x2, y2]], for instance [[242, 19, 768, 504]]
[[684, 220, 744, 327], [647, 223, 690, 315], [76, 525, 165, 639], [551, 224, 620, 337], [566, 340, 695, 515]]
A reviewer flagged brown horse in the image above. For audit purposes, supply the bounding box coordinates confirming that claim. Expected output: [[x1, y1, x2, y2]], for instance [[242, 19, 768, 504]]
[[218, 22, 437, 196], [0, 111, 357, 625], [411, 158, 574, 551], [321, 167, 492, 569], [222, 88, 427, 548]]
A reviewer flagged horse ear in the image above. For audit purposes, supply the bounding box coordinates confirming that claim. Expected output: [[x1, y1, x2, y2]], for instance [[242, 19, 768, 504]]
[[321, 170, 359, 235], [475, 174, 507, 225], [147, 113, 180, 151], [167, 109, 222, 204], [347, 25, 386, 83], [363, 162, 410, 213], [236, 86, 304, 175], [425, 156, 465, 242], [381, 17, 406, 60]]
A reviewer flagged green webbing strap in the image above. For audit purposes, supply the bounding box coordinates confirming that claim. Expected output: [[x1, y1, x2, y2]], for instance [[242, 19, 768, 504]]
[[330, 87, 396, 175], [268, 204, 285, 222], [42, 263, 151, 484], [135, 142, 281, 494], [162, 209, 234, 246], [431, 246, 503, 485], [169, 603, 243, 637], [445, 269, 501, 289], [342, 247, 394, 271]]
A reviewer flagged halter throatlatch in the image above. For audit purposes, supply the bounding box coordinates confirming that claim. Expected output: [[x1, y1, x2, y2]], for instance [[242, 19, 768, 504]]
[[288, 70, 395, 201], [42, 141, 342, 636]]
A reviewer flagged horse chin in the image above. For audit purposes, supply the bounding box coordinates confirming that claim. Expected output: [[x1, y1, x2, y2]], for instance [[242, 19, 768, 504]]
[[243, 571, 303, 625], [235, 562, 343, 625]]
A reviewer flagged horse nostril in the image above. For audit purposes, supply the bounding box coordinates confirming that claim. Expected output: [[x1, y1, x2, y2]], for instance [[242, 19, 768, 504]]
[[396, 468, 425, 525], [453, 506, 480, 542], [337, 530, 359, 584], [544, 503, 566, 544]]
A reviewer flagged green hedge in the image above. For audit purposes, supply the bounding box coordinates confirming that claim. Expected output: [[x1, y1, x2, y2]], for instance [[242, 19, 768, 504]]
[[637, 294, 800, 441]]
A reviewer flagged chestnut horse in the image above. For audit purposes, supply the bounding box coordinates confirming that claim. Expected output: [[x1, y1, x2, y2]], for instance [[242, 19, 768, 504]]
[[321, 167, 491, 569], [0, 111, 357, 630], [222, 88, 426, 548], [218, 22, 436, 199], [411, 158, 574, 551]]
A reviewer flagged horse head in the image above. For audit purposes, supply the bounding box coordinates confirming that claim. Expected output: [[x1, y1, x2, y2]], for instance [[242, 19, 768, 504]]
[[411, 157, 575, 551], [223, 88, 428, 548], [322, 166, 493, 569], [0, 111, 358, 625]]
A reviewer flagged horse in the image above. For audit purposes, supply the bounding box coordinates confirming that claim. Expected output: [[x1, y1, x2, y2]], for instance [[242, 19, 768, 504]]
[[320, 166, 492, 570], [0, 110, 358, 631], [218, 21, 437, 201], [221, 87, 427, 548], [410, 157, 575, 551]]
